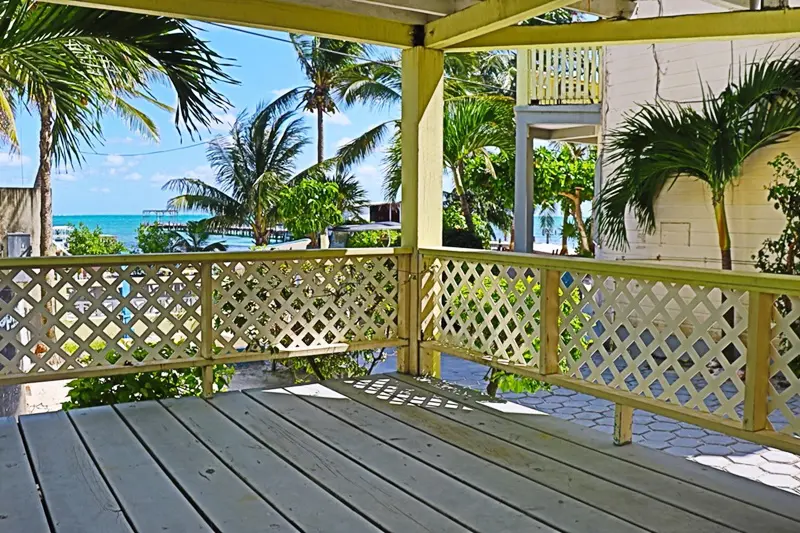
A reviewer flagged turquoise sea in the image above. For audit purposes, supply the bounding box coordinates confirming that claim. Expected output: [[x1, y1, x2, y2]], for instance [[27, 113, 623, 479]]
[[52, 214, 572, 251], [52, 214, 257, 251]]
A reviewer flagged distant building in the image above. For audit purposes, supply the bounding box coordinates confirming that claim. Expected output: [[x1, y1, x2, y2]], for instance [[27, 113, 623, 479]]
[[0, 187, 40, 257], [369, 202, 400, 223]]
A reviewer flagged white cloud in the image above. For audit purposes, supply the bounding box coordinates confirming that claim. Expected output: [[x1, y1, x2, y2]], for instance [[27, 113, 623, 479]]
[[150, 164, 215, 187], [90, 187, 111, 194], [0, 153, 31, 166], [357, 165, 378, 177], [336, 137, 353, 148], [105, 154, 125, 167], [304, 110, 351, 126], [108, 136, 135, 144], [210, 113, 236, 132], [123, 172, 142, 181], [53, 172, 77, 182]]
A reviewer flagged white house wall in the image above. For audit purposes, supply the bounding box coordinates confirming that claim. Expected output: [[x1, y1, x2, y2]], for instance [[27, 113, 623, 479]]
[[597, 0, 800, 270]]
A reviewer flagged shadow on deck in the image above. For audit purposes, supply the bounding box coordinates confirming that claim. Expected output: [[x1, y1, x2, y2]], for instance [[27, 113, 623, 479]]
[[2, 374, 799, 533]]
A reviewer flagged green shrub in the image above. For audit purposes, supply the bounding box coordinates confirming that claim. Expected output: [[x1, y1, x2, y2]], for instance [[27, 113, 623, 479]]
[[348, 230, 400, 248], [136, 222, 174, 253], [66, 223, 126, 255]]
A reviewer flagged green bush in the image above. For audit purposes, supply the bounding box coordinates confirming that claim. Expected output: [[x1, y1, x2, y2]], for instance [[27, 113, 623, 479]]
[[136, 222, 174, 253], [348, 230, 400, 248], [66, 223, 127, 255], [63, 365, 234, 409]]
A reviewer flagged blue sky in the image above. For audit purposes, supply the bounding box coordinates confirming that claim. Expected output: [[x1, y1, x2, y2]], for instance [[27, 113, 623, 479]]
[[0, 24, 402, 215]]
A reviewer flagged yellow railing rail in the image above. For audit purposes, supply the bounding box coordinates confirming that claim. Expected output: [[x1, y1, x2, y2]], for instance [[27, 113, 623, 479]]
[[517, 46, 603, 106], [0, 248, 410, 388], [419, 247, 800, 455]]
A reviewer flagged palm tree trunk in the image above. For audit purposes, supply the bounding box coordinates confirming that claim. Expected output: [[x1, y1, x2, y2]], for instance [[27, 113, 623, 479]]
[[713, 197, 732, 270], [35, 96, 54, 256], [560, 225, 569, 255], [453, 163, 476, 234], [565, 193, 591, 254], [316, 105, 324, 164]]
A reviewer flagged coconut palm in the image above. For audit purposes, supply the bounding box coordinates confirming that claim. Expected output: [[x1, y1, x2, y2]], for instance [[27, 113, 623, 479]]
[[598, 52, 800, 269], [164, 96, 309, 246], [286, 36, 368, 164], [378, 96, 514, 234], [0, 0, 233, 255], [169, 221, 226, 252]]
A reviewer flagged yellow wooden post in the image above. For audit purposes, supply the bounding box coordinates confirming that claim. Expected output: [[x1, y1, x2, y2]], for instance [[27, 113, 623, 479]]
[[398, 46, 444, 377], [614, 404, 633, 446], [743, 291, 775, 432], [200, 262, 215, 398], [538, 269, 561, 375]]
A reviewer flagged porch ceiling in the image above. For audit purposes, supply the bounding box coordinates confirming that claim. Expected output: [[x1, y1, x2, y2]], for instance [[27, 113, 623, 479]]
[[42, 0, 800, 51]]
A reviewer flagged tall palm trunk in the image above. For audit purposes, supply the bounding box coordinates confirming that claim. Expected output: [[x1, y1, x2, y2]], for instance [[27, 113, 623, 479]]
[[713, 195, 732, 270], [453, 163, 476, 234], [565, 192, 591, 254], [35, 96, 54, 257], [560, 225, 569, 255], [316, 105, 324, 164]]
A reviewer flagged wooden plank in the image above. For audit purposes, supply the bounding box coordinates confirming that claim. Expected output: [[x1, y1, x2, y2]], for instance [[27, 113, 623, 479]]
[[614, 404, 633, 446], [394, 373, 800, 532], [348, 376, 784, 533], [246, 386, 558, 533], [743, 291, 774, 431], [298, 383, 645, 533], [208, 391, 468, 533], [68, 406, 212, 533], [538, 268, 561, 374], [162, 396, 380, 533], [114, 400, 297, 533], [19, 411, 132, 533], [395, 373, 800, 524], [0, 417, 49, 532]]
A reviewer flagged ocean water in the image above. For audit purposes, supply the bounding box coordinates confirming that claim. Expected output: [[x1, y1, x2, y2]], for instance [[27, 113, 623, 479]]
[[52, 214, 256, 251], [52, 214, 573, 251]]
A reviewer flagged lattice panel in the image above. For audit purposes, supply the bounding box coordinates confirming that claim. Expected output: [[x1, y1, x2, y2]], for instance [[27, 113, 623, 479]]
[[768, 295, 800, 438], [212, 255, 398, 354], [0, 263, 202, 378], [560, 272, 748, 421], [422, 256, 541, 368]]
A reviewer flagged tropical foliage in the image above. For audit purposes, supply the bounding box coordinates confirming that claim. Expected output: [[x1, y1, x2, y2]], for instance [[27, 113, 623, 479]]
[[598, 52, 800, 269], [0, 0, 232, 255], [66, 223, 126, 255], [755, 153, 800, 276], [165, 97, 308, 246], [170, 220, 227, 252], [136, 223, 174, 254], [278, 179, 343, 247]]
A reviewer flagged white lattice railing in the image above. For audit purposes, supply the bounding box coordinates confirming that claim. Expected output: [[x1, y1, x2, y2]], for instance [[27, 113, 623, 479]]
[[419, 247, 800, 455], [0, 248, 408, 385], [516, 46, 603, 105]]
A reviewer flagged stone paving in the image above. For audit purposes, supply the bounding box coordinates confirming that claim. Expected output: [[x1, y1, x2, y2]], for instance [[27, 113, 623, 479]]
[[437, 354, 800, 496]]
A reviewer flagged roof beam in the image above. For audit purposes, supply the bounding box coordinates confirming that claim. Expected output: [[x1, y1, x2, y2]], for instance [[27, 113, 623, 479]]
[[424, 0, 573, 49], [446, 7, 800, 51], [42, 0, 415, 47]]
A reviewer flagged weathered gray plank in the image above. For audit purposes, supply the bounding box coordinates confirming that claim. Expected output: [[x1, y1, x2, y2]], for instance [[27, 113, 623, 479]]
[[247, 386, 558, 533], [69, 406, 213, 533], [326, 376, 732, 533], [114, 401, 297, 533], [162, 396, 381, 533], [392, 372, 800, 524], [288, 383, 646, 533], [209, 391, 469, 533], [19, 411, 132, 533], [0, 417, 49, 533], [392, 373, 800, 532]]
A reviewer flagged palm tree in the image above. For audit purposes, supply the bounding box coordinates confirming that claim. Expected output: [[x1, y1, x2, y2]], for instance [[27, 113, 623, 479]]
[[0, 0, 233, 255], [287, 36, 366, 164], [164, 96, 309, 246], [169, 221, 226, 252], [598, 52, 800, 270], [379, 96, 514, 234]]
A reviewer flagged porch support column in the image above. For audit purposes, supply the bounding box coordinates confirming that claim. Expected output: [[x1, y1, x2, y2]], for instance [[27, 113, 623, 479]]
[[398, 46, 444, 377], [514, 114, 534, 252]]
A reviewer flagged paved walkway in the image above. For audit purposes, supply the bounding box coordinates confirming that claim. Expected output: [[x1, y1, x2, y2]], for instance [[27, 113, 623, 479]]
[[435, 354, 800, 496]]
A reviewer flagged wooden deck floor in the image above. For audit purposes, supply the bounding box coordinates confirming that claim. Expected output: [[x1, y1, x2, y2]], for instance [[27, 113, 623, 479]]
[[3, 374, 800, 533]]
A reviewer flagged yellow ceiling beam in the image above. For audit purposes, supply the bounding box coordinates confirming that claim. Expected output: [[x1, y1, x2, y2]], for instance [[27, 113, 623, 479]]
[[446, 8, 800, 51], [42, 0, 415, 48], [424, 0, 572, 49]]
